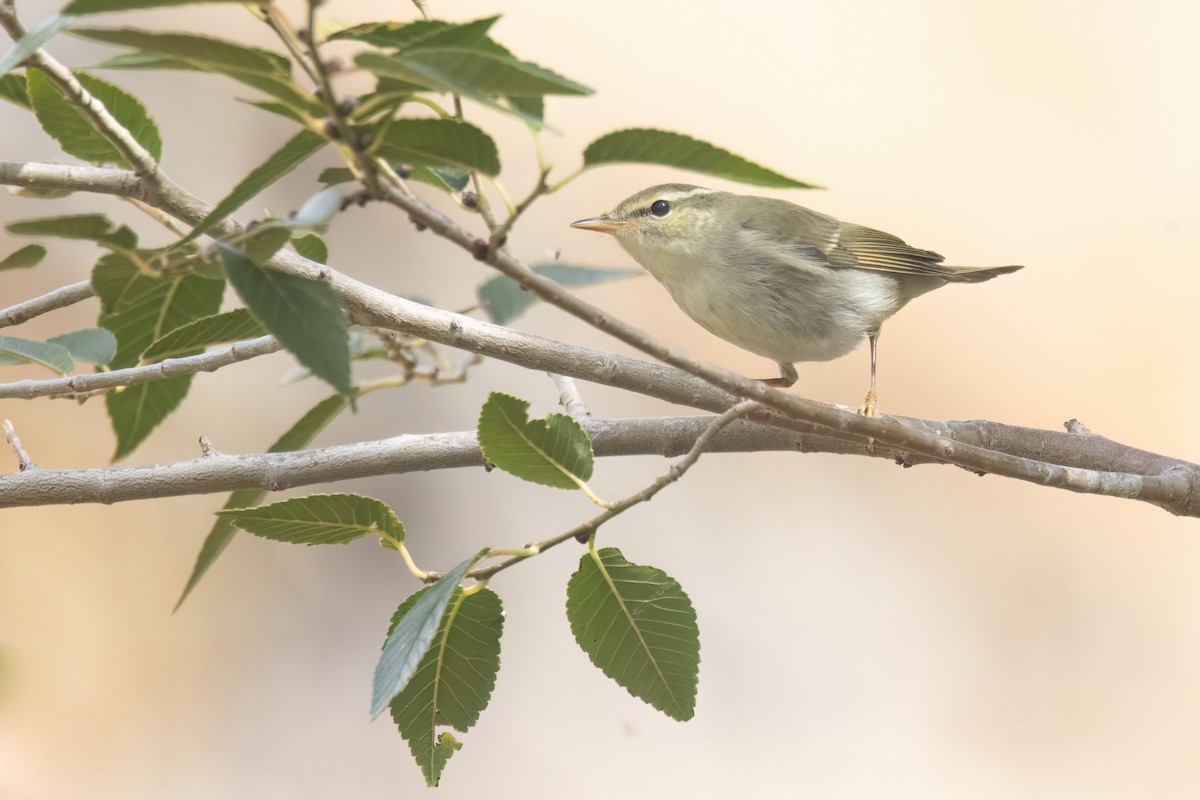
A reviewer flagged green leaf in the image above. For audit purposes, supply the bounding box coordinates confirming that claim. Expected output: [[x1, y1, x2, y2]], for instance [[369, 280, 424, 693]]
[[218, 493, 404, 547], [25, 69, 162, 167], [354, 52, 544, 129], [48, 327, 117, 365], [62, 0, 251, 15], [476, 392, 593, 490], [180, 129, 326, 245], [583, 129, 821, 189], [317, 166, 354, 187], [0, 244, 46, 271], [241, 226, 292, 266], [0, 335, 74, 373], [291, 232, 327, 263], [371, 552, 483, 719], [506, 95, 543, 127], [375, 118, 499, 176], [91, 51, 198, 71], [8, 213, 136, 249], [71, 27, 291, 78], [175, 393, 353, 610], [217, 242, 350, 397], [478, 263, 643, 326], [390, 587, 504, 787], [0, 74, 29, 108], [566, 547, 700, 721], [94, 251, 224, 459], [91, 48, 317, 113], [331, 18, 489, 50], [140, 308, 266, 362], [0, 14, 73, 75], [238, 98, 306, 124], [391, 47, 590, 97]]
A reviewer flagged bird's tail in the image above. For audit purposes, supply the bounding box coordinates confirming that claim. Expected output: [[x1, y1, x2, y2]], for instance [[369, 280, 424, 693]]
[[942, 264, 1024, 283]]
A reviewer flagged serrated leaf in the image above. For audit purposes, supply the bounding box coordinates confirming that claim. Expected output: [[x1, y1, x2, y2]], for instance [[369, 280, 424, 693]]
[[566, 547, 700, 721], [48, 327, 117, 365], [179, 129, 327, 245], [140, 307, 266, 362], [217, 242, 350, 397], [25, 68, 162, 167], [354, 52, 544, 129], [175, 393, 353, 610], [0, 335, 74, 373], [331, 18, 478, 50], [94, 251, 224, 459], [8, 213, 136, 249], [0, 74, 29, 108], [478, 263, 643, 326], [476, 392, 593, 490], [0, 244, 46, 271], [62, 0, 249, 14], [0, 14, 73, 75], [71, 27, 291, 77], [389, 46, 590, 97], [404, 16, 500, 50], [91, 48, 317, 113], [371, 552, 484, 719], [218, 493, 405, 547], [389, 587, 503, 787], [291, 232, 327, 263], [583, 129, 820, 189], [374, 118, 499, 176]]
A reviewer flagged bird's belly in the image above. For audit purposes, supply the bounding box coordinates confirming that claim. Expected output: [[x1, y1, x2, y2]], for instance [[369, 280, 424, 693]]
[[659, 263, 903, 364]]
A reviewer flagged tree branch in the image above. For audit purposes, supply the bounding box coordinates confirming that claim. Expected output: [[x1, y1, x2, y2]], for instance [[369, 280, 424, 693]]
[[0, 413, 882, 508], [0, 280, 95, 329], [1, 150, 1196, 518], [0, 335, 281, 399]]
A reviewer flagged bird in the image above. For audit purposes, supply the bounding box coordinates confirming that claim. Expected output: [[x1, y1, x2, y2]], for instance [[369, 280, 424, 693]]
[[570, 184, 1022, 415]]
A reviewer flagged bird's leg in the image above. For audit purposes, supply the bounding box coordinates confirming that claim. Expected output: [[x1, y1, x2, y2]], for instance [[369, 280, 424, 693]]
[[858, 334, 879, 417], [761, 362, 798, 388]]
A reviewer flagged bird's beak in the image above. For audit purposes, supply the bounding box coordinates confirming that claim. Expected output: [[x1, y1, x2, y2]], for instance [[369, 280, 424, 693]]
[[570, 215, 631, 233]]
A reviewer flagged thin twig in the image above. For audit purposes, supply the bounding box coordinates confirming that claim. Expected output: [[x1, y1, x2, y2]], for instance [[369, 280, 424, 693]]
[[461, 401, 761, 580], [488, 166, 550, 256], [550, 373, 590, 418], [3, 418, 34, 470], [0, 336, 282, 399], [0, 281, 96, 329]]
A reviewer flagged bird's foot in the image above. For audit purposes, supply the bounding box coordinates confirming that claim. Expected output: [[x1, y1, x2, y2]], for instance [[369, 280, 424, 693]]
[[761, 362, 798, 388], [858, 390, 878, 418]]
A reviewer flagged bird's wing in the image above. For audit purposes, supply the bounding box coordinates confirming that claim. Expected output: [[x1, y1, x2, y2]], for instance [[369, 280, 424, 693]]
[[738, 201, 959, 280]]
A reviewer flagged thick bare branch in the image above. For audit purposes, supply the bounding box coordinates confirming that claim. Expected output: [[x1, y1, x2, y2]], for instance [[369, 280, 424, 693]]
[[0, 415, 883, 508], [0, 336, 281, 399], [1, 413, 1196, 517]]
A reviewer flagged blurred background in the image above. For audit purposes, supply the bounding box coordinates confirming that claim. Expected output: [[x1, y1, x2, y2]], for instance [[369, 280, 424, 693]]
[[2, 0, 1200, 797]]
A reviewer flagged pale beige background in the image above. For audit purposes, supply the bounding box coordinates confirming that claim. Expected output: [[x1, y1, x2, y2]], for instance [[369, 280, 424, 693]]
[[2, 0, 1200, 797]]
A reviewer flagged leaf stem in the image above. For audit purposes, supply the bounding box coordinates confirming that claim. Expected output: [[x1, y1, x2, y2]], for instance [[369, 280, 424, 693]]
[[459, 401, 759, 580]]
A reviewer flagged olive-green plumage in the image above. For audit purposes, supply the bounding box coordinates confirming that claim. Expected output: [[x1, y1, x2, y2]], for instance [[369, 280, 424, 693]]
[[571, 184, 1022, 413]]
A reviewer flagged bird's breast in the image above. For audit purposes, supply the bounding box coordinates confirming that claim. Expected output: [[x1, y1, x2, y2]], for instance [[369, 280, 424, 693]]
[[629, 243, 907, 364]]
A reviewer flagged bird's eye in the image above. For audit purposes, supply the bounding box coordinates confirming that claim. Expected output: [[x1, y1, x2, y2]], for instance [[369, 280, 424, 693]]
[[650, 199, 671, 217]]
